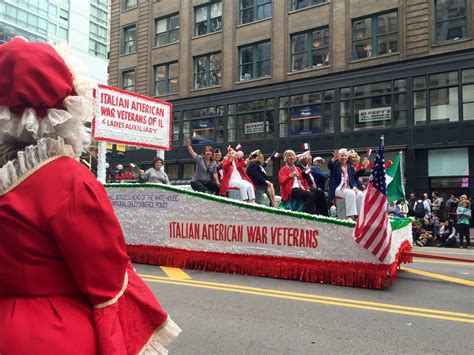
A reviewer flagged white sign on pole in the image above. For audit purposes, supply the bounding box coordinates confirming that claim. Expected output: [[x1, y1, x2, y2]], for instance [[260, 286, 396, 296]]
[[359, 107, 392, 123], [93, 84, 172, 150]]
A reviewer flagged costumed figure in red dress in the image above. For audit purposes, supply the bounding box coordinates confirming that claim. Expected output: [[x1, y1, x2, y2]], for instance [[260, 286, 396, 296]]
[[0, 38, 180, 354]]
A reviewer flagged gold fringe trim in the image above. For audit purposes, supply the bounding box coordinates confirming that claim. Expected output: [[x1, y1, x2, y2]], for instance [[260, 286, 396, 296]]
[[0, 156, 64, 196], [94, 271, 128, 309]]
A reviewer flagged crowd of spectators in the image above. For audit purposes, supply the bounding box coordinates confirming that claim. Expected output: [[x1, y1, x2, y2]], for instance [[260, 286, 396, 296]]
[[408, 192, 471, 249]]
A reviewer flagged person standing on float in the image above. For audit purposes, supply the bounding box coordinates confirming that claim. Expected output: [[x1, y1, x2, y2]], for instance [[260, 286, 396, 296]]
[[0, 38, 180, 354]]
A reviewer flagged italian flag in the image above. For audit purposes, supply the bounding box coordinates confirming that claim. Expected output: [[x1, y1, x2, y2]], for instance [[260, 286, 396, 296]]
[[385, 151, 405, 202]]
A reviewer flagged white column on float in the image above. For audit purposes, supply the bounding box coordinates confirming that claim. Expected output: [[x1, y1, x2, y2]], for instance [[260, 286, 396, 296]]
[[97, 141, 107, 184]]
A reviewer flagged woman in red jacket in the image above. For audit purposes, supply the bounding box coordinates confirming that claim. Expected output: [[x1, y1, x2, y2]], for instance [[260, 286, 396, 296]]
[[278, 150, 327, 215], [219, 149, 256, 203]]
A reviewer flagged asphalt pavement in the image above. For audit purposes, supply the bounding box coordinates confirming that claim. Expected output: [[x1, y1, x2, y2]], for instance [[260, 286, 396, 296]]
[[137, 247, 473, 355]]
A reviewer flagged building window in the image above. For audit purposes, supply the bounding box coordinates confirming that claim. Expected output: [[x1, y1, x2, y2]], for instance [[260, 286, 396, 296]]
[[90, 22, 107, 43], [428, 148, 469, 176], [58, 27, 68, 41], [123, 25, 136, 54], [183, 106, 224, 145], [49, 4, 57, 18], [239, 41, 271, 81], [59, 8, 69, 21], [340, 79, 407, 132], [89, 39, 107, 58], [122, 70, 135, 92], [291, 27, 329, 71], [413, 76, 427, 125], [414, 71, 462, 125], [48, 23, 57, 35], [166, 163, 179, 180], [90, 5, 108, 26], [462, 69, 474, 120], [154, 62, 178, 96], [194, 52, 222, 89], [434, 0, 467, 43], [155, 13, 179, 47], [123, 0, 137, 10], [172, 111, 180, 147], [279, 90, 334, 137], [292, 0, 328, 11], [183, 163, 195, 179], [240, 0, 272, 24], [430, 72, 459, 123], [228, 99, 274, 141], [92, 0, 108, 8], [195, 1, 222, 36], [352, 11, 398, 60]]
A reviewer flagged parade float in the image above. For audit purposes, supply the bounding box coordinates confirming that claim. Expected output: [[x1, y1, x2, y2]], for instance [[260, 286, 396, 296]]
[[105, 183, 413, 289], [93, 83, 413, 290]]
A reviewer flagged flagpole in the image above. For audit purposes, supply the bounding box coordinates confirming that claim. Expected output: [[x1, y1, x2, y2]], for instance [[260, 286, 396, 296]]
[[400, 150, 406, 198]]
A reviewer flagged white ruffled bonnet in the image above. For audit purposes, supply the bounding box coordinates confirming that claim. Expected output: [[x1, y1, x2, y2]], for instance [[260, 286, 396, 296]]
[[0, 37, 94, 193]]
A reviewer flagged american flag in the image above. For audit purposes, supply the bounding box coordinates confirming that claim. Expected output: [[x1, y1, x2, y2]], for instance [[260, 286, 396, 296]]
[[354, 137, 392, 262]]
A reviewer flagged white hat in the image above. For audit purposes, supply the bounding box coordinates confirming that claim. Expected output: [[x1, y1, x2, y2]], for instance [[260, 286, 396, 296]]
[[297, 150, 311, 159], [338, 148, 348, 155], [313, 156, 325, 163]]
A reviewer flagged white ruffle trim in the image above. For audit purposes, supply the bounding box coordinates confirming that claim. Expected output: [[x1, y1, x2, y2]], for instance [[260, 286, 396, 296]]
[[0, 137, 74, 194], [139, 316, 182, 355], [0, 96, 90, 158]]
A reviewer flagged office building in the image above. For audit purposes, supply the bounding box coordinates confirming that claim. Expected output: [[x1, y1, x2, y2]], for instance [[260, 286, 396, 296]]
[[0, 0, 109, 83], [108, 0, 474, 199]]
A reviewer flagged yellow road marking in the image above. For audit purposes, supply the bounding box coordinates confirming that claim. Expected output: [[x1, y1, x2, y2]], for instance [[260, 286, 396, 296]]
[[139, 273, 474, 321], [413, 259, 473, 266], [160, 267, 191, 280], [141, 276, 474, 324], [401, 267, 474, 287]]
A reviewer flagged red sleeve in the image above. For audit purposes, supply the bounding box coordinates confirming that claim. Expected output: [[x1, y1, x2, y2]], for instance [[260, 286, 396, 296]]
[[47, 179, 176, 354], [278, 166, 292, 185], [222, 158, 232, 171]]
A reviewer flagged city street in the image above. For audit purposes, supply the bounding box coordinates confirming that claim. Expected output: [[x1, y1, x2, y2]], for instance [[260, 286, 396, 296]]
[[1, 1, 474, 355], [139, 247, 473, 354]]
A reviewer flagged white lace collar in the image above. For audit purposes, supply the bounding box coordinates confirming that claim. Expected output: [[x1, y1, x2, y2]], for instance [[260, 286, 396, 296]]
[[0, 137, 74, 195]]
